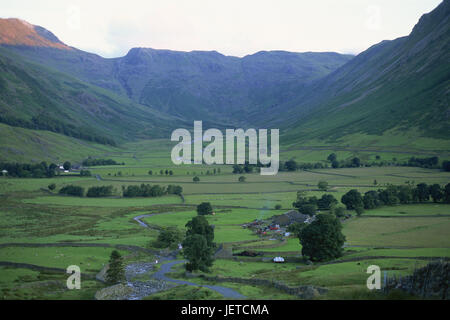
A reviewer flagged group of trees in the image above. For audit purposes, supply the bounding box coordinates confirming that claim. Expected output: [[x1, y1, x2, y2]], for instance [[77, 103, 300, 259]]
[[407, 156, 439, 169], [122, 184, 182, 197], [280, 160, 329, 172], [82, 158, 124, 166], [86, 186, 114, 198], [232, 163, 257, 174], [59, 185, 115, 197], [326, 153, 449, 171], [341, 183, 450, 215], [292, 191, 339, 216], [0, 161, 96, 179], [59, 185, 84, 197], [149, 169, 174, 176], [0, 161, 59, 178]]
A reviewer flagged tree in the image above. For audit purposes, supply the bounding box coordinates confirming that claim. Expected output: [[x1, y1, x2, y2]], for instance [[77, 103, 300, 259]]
[[48, 183, 56, 191], [183, 216, 215, 272], [63, 161, 71, 170], [444, 183, 450, 203], [148, 170, 153, 175], [355, 206, 364, 217], [331, 160, 339, 168], [333, 206, 346, 218], [443, 161, 450, 172], [298, 204, 317, 216], [414, 183, 430, 202], [238, 176, 246, 183], [185, 216, 215, 248], [106, 250, 125, 284], [317, 194, 338, 210], [341, 189, 363, 210], [169, 170, 173, 176], [299, 214, 346, 262], [378, 185, 400, 206], [274, 204, 282, 210], [363, 191, 380, 209], [154, 226, 183, 249], [80, 169, 91, 176], [351, 157, 361, 167], [429, 184, 443, 203], [193, 176, 200, 183], [183, 234, 214, 272], [285, 160, 297, 172], [287, 222, 306, 236], [317, 181, 329, 191], [197, 202, 213, 216], [327, 153, 337, 162]]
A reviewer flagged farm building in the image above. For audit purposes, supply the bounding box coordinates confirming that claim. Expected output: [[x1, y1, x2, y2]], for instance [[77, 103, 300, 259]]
[[272, 210, 312, 227]]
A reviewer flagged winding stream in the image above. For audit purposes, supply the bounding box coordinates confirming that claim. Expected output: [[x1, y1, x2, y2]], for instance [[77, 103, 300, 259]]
[[127, 213, 245, 299]]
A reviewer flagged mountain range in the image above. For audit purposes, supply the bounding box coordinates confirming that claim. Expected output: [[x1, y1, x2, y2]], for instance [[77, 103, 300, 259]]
[[0, 0, 449, 162]]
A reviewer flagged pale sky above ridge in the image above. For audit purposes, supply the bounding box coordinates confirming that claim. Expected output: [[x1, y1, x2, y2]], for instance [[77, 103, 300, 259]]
[[0, 0, 443, 58]]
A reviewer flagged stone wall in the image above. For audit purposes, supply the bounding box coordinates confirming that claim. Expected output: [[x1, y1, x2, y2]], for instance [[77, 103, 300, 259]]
[[384, 260, 449, 299]]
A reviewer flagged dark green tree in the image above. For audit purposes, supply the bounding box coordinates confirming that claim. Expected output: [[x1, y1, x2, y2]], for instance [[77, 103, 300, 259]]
[[363, 191, 380, 209], [183, 216, 215, 272], [443, 161, 450, 172], [317, 194, 338, 210], [48, 183, 56, 191], [238, 176, 246, 182], [105, 250, 125, 284], [297, 204, 317, 216], [444, 183, 450, 203], [299, 214, 346, 262], [317, 181, 329, 191], [414, 183, 430, 202], [63, 161, 71, 170], [351, 157, 361, 167], [341, 189, 363, 210], [197, 202, 213, 216], [193, 176, 200, 182], [429, 184, 443, 203], [327, 153, 337, 162], [155, 226, 183, 249], [285, 160, 297, 171], [183, 234, 214, 272]]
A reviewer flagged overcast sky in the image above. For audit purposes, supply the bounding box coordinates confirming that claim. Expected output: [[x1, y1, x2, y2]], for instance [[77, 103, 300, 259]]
[[0, 0, 443, 58]]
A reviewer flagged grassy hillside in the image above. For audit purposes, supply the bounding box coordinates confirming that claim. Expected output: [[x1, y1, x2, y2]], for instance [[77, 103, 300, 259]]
[[0, 47, 183, 145], [0, 123, 118, 163], [275, 0, 449, 148]]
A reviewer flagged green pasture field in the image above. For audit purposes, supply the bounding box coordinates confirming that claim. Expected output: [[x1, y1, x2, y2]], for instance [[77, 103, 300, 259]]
[[362, 204, 450, 216], [23, 195, 183, 207], [342, 216, 450, 247], [0, 247, 127, 272]]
